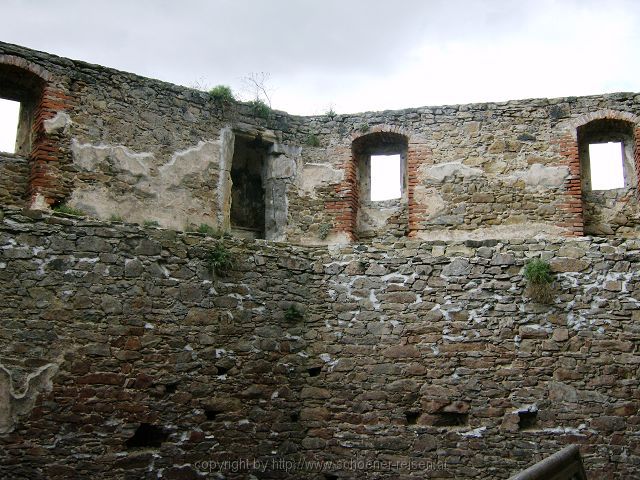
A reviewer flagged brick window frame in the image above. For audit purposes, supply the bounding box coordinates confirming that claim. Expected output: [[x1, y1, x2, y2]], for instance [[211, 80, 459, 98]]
[[328, 125, 414, 241], [556, 109, 640, 236], [0, 55, 71, 208]]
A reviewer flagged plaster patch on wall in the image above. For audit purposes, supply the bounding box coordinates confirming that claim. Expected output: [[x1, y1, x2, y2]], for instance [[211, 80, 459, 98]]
[[413, 186, 446, 218], [29, 193, 50, 211], [71, 140, 154, 177], [297, 163, 344, 198], [420, 162, 483, 183], [505, 163, 570, 188], [266, 156, 296, 179], [43, 111, 72, 135], [415, 222, 568, 241], [300, 231, 351, 247], [217, 128, 235, 231], [0, 363, 59, 434], [158, 140, 219, 188], [71, 136, 227, 230]]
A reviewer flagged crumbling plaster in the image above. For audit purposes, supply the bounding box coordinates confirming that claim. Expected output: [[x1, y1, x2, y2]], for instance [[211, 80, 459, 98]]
[[0, 362, 59, 434], [70, 135, 232, 230]]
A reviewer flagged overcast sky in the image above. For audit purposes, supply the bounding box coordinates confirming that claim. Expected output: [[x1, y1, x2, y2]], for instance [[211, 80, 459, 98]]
[[2, 0, 640, 115]]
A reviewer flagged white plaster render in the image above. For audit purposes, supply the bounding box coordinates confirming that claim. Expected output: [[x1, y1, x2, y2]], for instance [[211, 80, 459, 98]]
[[414, 222, 568, 241], [301, 231, 351, 247], [71, 137, 227, 230], [43, 111, 72, 135], [71, 140, 153, 177], [420, 162, 483, 183], [266, 156, 296, 180], [28, 193, 50, 211], [159, 140, 219, 187], [0, 363, 59, 434], [217, 128, 235, 232], [505, 163, 570, 188], [412, 185, 446, 218], [297, 163, 344, 198]]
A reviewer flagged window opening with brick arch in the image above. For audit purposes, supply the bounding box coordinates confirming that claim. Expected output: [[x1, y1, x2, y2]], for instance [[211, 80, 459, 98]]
[[578, 119, 636, 191], [0, 63, 44, 157], [351, 131, 409, 238], [577, 118, 639, 235]]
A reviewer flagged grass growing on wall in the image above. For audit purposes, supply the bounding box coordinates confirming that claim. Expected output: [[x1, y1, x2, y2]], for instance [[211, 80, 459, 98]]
[[523, 258, 554, 304]]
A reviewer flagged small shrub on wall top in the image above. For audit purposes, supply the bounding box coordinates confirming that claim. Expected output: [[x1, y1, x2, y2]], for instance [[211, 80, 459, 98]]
[[209, 85, 235, 103], [249, 99, 271, 119], [523, 258, 554, 304]]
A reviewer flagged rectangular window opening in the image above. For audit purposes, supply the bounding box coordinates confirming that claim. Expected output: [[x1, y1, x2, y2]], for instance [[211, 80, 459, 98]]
[[588, 142, 625, 190], [0, 98, 21, 154], [370, 154, 401, 201]]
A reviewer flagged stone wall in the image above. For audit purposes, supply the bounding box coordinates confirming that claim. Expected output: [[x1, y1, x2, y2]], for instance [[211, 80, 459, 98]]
[[1, 42, 639, 243], [0, 209, 638, 479], [0, 154, 29, 206]]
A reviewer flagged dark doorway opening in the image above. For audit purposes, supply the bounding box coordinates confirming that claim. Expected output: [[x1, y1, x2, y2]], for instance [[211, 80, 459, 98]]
[[230, 134, 270, 239]]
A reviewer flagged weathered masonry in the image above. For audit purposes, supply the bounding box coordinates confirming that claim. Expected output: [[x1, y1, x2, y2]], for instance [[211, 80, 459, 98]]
[[1, 42, 640, 242], [0, 41, 639, 479]]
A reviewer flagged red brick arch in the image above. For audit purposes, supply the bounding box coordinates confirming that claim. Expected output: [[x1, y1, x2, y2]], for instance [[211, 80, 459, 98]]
[[556, 110, 640, 236], [0, 55, 72, 207], [327, 125, 427, 241]]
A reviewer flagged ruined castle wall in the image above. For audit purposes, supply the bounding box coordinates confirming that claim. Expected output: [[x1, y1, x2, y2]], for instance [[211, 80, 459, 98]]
[[0, 209, 638, 479], [292, 95, 640, 243], [2, 42, 640, 243], [0, 42, 305, 233]]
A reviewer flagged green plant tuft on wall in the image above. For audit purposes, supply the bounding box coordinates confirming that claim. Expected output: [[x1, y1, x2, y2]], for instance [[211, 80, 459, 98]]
[[325, 107, 336, 118], [284, 305, 304, 323], [53, 204, 85, 217], [144, 220, 160, 227], [359, 122, 370, 133], [197, 223, 219, 236], [306, 134, 320, 147], [249, 99, 271, 119], [524, 258, 553, 284], [207, 242, 233, 275], [523, 258, 554, 304], [109, 214, 123, 222], [209, 85, 235, 103]]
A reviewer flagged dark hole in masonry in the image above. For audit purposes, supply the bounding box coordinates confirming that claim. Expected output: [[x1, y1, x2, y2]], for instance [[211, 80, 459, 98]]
[[290, 411, 300, 422], [164, 382, 179, 394], [205, 409, 223, 421], [324, 474, 339, 480], [518, 411, 538, 430], [433, 412, 468, 427], [216, 366, 229, 375], [307, 366, 322, 377], [125, 423, 168, 449], [405, 411, 421, 425]]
